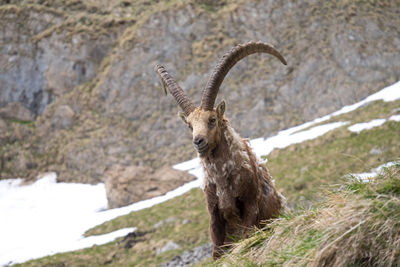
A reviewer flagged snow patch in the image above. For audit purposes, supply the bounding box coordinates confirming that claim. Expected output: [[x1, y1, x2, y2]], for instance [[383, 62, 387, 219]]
[[0, 170, 203, 266], [350, 162, 398, 182], [389, 114, 400, 122], [347, 119, 386, 133], [0, 174, 131, 266], [74, 227, 135, 250], [332, 81, 400, 116], [251, 121, 349, 157], [173, 157, 200, 171], [274, 81, 400, 134]]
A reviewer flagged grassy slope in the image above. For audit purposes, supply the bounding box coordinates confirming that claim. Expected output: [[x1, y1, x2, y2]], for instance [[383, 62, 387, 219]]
[[269, 99, 400, 205], [209, 164, 400, 267], [17, 98, 400, 266]]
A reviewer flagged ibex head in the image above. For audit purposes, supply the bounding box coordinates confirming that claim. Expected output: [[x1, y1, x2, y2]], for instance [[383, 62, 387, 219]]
[[155, 41, 287, 157]]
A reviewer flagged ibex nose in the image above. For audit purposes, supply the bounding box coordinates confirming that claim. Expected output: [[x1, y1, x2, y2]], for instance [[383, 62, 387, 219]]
[[193, 136, 205, 146]]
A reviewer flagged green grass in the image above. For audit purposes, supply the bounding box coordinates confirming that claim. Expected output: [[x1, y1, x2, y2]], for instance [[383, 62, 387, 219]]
[[210, 163, 400, 267], [6, 118, 35, 126], [268, 120, 400, 205]]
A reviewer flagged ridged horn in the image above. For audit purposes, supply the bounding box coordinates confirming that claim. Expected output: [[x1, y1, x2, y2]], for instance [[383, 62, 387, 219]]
[[200, 41, 287, 111], [154, 64, 195, 116]]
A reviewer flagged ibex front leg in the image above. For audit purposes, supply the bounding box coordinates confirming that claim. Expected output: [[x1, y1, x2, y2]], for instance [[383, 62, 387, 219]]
[[205, 183, 226, 259]]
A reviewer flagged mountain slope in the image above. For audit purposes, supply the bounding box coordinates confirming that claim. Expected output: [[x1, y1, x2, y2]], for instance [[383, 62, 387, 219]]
[[15, 82, 400, 266]]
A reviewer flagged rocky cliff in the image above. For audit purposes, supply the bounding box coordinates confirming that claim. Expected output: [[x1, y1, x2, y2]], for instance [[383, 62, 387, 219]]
[[1, 0, 399, 184]]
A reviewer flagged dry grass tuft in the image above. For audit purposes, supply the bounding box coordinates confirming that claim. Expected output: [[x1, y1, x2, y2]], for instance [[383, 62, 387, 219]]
[[214, 163, 400, 267]]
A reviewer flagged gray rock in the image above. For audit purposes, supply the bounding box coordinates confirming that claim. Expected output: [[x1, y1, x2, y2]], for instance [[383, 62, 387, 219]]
[[300, 166, 309, 174], [391, 108, 400, 114], [50, 105, 75, 129], [104, 165, 195, 209], [162, 243, 212, 267], [369, 148, 383, 155], [154, 217, 177, 229], [0, 8, 115, 117], [181, 219, 190, 225], [153, 221, 164, 229], [157, 241, 180, 255], [0, 102, 33, 121]]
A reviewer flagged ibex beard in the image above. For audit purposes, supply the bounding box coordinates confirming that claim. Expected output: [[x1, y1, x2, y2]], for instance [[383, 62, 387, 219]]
[[155, 41, 287, 259]]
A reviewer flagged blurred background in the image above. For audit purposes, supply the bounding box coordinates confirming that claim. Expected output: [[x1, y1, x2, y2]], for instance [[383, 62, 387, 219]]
[[0, 0, 400, 266]]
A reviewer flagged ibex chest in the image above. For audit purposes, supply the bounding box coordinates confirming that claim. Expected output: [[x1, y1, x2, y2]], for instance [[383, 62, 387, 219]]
[[202, 159, 245, 209]]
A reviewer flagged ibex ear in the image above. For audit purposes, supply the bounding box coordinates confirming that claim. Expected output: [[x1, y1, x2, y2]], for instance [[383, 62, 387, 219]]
[[216, 100, 225, 119], [178, 111, 187, 124]]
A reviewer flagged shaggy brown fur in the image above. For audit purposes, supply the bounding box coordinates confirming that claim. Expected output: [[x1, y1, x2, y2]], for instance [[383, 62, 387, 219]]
[[200, 116, 284, 259]]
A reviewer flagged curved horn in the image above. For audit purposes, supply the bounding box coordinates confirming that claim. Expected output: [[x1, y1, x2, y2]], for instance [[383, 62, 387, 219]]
[[200, 41, 287, 111], [154, 64, 195, 116]]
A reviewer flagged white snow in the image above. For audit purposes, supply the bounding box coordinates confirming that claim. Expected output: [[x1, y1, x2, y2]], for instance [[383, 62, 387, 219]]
[[173, 158, 200, 171], [346, 112, 400, 133], [1, 80, 399, 266], [274, 80, 400, 133], [347, 118, 387, 133], [251, 121, 349, 157], [72, 227, 135, 250], [0, 173, 135, 266], [331, 80, 400, 116], [0, 171, 203, 266], [389, 114, 400, 122], [350, 162, 398, 182]]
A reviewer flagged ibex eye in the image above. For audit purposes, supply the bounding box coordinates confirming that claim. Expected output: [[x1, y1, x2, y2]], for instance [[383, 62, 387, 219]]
[[209, 118, 216, 124], [188, 124, 193, 131]]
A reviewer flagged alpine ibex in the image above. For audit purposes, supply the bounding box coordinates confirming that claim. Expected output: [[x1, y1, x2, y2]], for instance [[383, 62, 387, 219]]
[[155, 41, 287, 259]]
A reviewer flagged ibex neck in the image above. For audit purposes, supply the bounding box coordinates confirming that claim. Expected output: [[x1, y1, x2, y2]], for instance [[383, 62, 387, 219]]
[[201, 123, 249, 182], [210, 127, 229, 160]]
